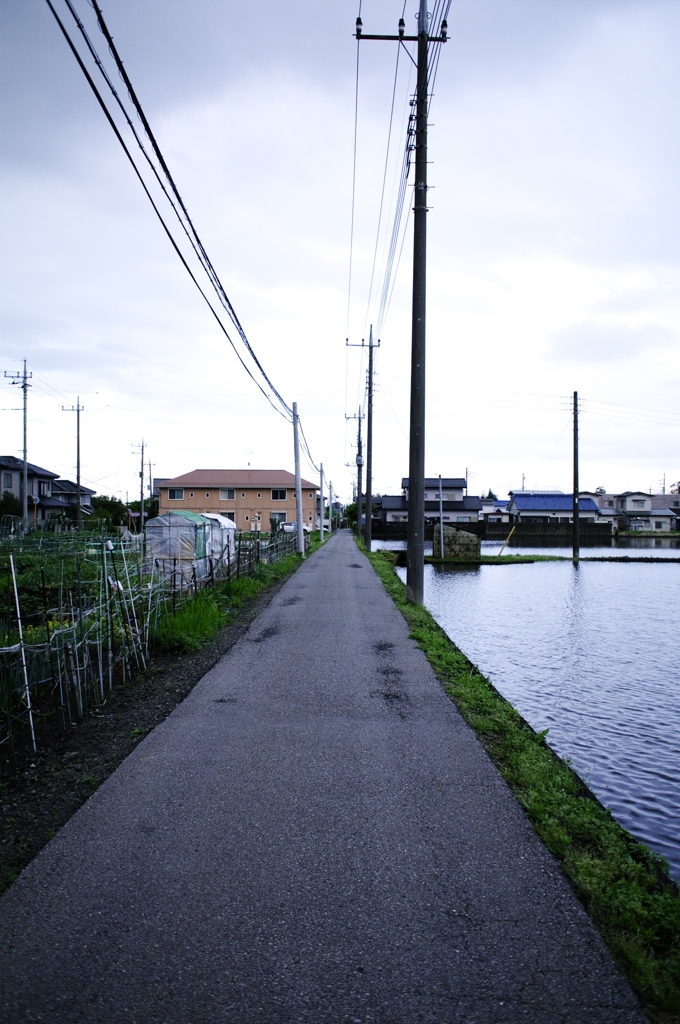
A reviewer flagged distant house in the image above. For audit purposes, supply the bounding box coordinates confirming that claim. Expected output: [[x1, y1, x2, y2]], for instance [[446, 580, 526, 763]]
[[506, 491, 606, 526], [479, 496, 511, 524], [52, 479, 96, 516], [377, 476, 482, 525], [615, 492, 677, 532], [0, 456, 97, 524], [158, 469, 318, 532], [401, 477, 467, 501], [0, 456, 61, 522]]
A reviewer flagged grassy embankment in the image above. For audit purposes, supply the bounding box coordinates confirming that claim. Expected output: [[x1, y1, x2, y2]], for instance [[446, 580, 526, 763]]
[[366, 546, 680, 1024]]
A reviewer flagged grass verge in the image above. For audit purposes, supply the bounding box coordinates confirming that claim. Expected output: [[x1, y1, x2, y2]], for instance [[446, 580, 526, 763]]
[[366, 547, 680, 1024], [152, 551, 305, 654]]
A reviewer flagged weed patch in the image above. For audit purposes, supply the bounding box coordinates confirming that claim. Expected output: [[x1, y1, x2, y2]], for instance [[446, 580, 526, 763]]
[[365, 546, 680, 1023]]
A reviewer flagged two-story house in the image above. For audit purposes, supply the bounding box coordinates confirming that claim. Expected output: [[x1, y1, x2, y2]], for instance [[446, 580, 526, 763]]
[[157, 470, 318, 531], [51, 479, 96, 516], [0, 456, 63, 522], [616, 491, 678, 531], [377, 476, 482, 525]]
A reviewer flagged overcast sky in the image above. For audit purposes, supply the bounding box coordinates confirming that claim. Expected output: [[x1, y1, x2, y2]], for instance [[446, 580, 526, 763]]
[[2, 0, 679, 504]]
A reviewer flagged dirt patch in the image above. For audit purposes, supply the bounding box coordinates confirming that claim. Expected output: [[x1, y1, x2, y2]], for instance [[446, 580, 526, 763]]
[[0, 574, 290, 895]]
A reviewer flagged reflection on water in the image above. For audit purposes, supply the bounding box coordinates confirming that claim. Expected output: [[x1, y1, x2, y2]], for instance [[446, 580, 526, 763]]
[[482, 540, 680, 559], [397, 559, 680, 881]]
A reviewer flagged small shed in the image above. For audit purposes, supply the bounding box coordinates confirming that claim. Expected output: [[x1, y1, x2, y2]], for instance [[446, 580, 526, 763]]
[[145, 510, 236, 582]]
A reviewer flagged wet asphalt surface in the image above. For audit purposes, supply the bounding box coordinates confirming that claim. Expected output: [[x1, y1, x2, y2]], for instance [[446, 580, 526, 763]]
[[0, 531, 646, 1023]]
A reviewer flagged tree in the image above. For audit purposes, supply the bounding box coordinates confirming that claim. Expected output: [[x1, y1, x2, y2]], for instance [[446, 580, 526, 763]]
[[91, 494, 129, 528], [0, 490, 22, 519], [342, 501, 357, 527]]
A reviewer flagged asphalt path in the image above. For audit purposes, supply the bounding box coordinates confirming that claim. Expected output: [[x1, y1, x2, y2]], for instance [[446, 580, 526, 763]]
[[0, 530, 646, 1023]]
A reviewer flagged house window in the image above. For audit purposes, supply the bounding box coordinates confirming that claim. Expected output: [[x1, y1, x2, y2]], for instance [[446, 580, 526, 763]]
[[39, 481, 50, 497], [655, 521, 663, 530], [241, 492, 246, 498], [220, 489, 235, 500], [190, 492, 194, 498], [225, 512, 235, 522], [309, 492, 313, 498], [271, 489, 287, 501], [632, 499, 645, 508], [245, 515, 249, 521], [205, 492, 210, 498], [3, 472, 12, 489], [457, 516, 471, 522], [257, 492, 261, 498], [168, 488, 184, 500]]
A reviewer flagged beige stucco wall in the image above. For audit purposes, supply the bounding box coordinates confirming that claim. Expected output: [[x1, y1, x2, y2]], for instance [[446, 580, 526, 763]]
[[159, 485, 316, 531]]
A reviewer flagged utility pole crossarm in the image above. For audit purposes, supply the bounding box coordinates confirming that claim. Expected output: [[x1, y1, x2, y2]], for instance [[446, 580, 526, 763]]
[[355, 14, 448, 44]]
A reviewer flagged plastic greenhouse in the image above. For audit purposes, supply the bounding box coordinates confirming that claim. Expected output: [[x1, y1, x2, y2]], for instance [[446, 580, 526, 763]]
[[145, 511, 236, 582]]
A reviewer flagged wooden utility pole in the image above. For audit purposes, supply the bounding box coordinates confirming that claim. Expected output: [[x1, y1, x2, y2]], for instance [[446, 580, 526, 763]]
[[573, 391, 580, 562], [356, 3, 447, 603], [62, 397, 84, 528]]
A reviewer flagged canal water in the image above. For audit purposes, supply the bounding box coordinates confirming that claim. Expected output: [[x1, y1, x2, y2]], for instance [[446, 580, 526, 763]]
[[387, 546, 680, 880]]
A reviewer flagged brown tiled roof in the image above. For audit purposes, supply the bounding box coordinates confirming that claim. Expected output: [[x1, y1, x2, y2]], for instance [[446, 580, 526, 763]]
[[161, 469, 317, 490]]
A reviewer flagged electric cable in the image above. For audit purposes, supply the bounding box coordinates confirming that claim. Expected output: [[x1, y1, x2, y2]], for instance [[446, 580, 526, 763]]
[[60, 0, 292, 421]]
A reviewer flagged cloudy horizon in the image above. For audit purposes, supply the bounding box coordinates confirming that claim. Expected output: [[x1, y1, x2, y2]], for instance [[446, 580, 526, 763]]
[[2, 0, 679, 505]]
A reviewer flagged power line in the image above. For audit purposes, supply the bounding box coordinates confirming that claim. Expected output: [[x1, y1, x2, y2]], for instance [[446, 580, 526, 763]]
[[84, 0, 292, 420], [46, 0, 292, 424]]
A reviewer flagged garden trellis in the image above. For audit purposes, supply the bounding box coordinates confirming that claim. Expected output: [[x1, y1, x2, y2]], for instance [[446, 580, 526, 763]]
[[0, 527, 299, 752]]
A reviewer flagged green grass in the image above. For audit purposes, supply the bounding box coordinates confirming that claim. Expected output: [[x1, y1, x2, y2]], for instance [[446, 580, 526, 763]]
[[152, 551, 305, 654], [365, 546, 680, 1023]]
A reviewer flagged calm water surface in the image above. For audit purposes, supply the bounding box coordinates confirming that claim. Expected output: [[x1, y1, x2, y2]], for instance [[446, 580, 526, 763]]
[[395, 558, 680, 880]]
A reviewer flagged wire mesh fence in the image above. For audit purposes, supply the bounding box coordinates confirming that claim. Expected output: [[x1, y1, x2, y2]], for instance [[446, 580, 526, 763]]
[[0, 529, 299, 754]]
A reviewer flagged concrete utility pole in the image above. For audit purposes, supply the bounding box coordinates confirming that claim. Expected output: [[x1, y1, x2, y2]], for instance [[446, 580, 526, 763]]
[[347, 410, 364, 536], [319, 463, 324, 541], [4, 360, 32, 532], [356, 413, 364, 537], [329, 480, 334, 532], [438, 474, 444, 559], [62, 398, 84, 529], [364, 326, 379, 550], [356, 2, 447, 603], [132, 440, 146, 534], [346, 328, 379, 548], [292, 402, 305, 556], [572, 391, 580, 563]]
